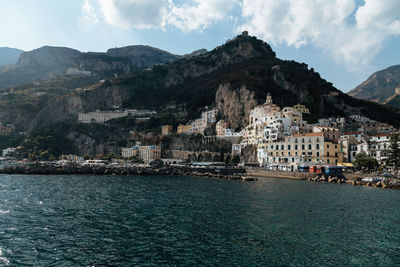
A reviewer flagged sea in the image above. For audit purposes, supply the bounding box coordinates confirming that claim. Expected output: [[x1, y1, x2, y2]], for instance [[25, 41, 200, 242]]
[[0, 174, 399, 266]]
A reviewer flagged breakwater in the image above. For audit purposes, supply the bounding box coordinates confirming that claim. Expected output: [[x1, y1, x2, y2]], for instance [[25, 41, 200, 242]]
[[246, 169, 400, 189], [0, 164, 255, 181]]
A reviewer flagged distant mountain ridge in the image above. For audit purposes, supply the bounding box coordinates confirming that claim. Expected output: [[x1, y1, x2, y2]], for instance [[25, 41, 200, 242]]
[[348, 65, 400, 103], [0, 45, 181, 90], [1, 33, 400, 134], [11, 33, 400, 132], [0, 47, 23, 67]]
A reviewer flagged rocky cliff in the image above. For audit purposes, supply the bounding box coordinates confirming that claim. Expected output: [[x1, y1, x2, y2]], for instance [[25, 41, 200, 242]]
[[106, 45, 180, 69], [0, 45, 181, 90], [0, 47, 23, 67], [215, 84, 257, 130], [348, 65, 400, 103]]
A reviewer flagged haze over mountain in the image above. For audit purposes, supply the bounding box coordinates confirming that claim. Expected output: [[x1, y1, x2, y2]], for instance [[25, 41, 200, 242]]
[[348, 65, 400, 103], [0, 45, 180, 90], [0, 47, 23, 67]]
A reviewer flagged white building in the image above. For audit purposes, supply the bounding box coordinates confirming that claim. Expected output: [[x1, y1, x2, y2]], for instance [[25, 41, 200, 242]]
[[201, 108, 218, 124], [122, 145, 161, 164], [78, 109, 156, 123], [2, 147, 16, 157]]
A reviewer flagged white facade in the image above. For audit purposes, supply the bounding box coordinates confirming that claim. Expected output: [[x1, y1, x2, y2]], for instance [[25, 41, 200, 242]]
[[122, 145, 161, 164], [201, 108, 218, 124], [78, 109, 156, 123]]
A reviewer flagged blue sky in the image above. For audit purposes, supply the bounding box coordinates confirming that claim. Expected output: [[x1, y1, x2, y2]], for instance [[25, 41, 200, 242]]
[[0, 0, 399, 92]]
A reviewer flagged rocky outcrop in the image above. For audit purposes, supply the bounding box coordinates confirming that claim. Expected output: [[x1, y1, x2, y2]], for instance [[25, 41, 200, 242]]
[[0, 45, 181, 91], [106, 45, 180, 69], [17, 46, 81, 68], [215, 84, 258, 130], [0, 47, 23, 67], [28, 84, 129, 130], [163, 33, 276, 86], [348, 65, 400, 103]]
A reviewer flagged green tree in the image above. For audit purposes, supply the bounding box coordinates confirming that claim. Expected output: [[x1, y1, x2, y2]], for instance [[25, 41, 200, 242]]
[[232, 155, 241, 165], [219, 149, 224, 162], [387, 132, 400, 170], [352, 152, 379, 170], [224, 154, 231, 165]]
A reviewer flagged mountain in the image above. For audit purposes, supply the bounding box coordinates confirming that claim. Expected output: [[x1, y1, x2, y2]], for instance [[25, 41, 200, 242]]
[[16, 33, 400, 133], [0, 45, 180, 90], [0, 47, 23, 67], [106, 45, 180, 69], [348, 65, 400, 103], [0, 46, 82, 90], [382, 86, 400, 107], [2, 33, 400, 156]]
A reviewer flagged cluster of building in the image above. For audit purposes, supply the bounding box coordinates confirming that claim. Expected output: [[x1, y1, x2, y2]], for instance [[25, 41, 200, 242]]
[[116, 92, 397, 168], [215, 120, 242, 138], [235, 93, 396, 167], [78, 109, 156, 124], [177, 108, 218, 134], [121, 145, 161, 164]]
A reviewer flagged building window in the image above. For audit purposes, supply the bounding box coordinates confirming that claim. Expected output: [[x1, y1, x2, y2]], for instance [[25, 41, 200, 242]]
[[316, 144, 320, 149], [308, 144, 312, 150], [317, 152, 320, 157], [335, 152, 338, 157], [302, 138, 305, 143], [302, 145, 305, 150], [295, 145, 298, 150], [288, 145, 291, 150], [327, 152, 330, 157]]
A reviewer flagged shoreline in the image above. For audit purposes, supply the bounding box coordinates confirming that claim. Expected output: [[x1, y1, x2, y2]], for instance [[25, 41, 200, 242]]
[[1, 163, 399, 189], [245, 169, 400, 189], [0, 164, 256, 182]]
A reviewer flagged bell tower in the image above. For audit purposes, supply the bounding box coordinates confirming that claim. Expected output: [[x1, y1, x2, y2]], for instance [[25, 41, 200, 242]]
[[265, 93, 273, 105]]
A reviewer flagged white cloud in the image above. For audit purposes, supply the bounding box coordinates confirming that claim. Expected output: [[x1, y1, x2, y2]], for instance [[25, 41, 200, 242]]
[[82, 0, 235, 31], [82, 0, 399, 72], [167, 0, 236, 31], [82, 0, 99, 23], [98, 0, 168, 29], [239, 0, 400, 71]]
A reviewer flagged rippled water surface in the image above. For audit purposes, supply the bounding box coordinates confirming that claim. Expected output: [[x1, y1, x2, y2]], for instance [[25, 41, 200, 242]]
[[0, 174, 399, 266]]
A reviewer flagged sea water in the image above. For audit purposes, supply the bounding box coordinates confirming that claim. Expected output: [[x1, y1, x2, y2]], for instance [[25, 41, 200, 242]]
[[0, 174, 399, 266]]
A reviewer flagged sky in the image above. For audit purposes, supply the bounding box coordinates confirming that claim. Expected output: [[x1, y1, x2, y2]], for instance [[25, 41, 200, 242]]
[[0, 0, 399, 92]]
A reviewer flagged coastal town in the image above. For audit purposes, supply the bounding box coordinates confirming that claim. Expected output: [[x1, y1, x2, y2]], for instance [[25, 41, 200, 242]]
[[77, 92, 397, 169], [1, 90, 399, 189]]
